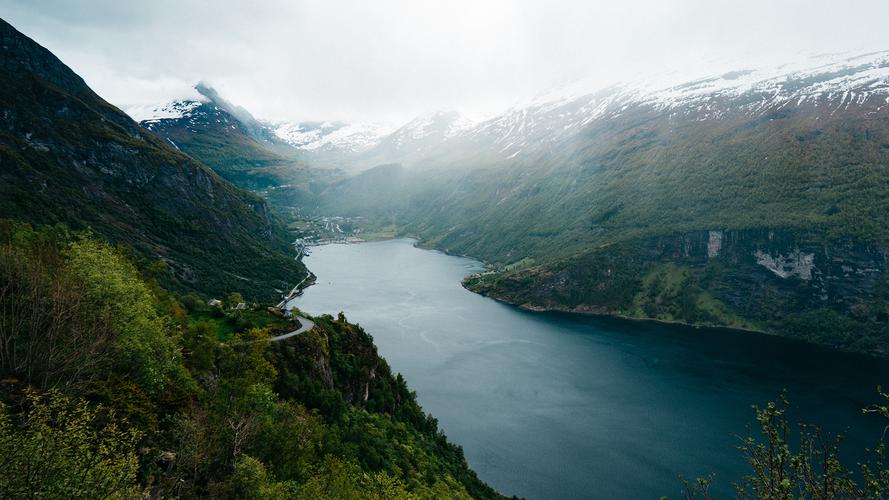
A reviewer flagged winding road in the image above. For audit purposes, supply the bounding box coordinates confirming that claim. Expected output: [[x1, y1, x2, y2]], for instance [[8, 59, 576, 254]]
[[269, 316, 315, 342]]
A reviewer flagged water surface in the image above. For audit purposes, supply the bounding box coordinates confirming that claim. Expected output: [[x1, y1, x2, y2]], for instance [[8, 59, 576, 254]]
[[290, 238, 889, 499]]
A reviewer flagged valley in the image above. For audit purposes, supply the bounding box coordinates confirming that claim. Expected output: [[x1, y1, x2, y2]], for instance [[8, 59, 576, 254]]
[[0, 18, 502, 499], [290, 238, 889, 499], [3, 4, 889, 498], [132, 49, 889, 356]]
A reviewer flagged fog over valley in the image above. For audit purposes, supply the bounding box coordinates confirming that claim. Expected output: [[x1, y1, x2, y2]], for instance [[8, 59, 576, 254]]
[[2, 2, 889, 498]]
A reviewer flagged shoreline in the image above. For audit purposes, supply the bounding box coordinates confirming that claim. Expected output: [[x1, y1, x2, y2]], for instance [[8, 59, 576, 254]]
[[294, 236, 887, 360], [306, 236, 767, 338], [473, 287, 773, 337], [466, 287, 889, 361]]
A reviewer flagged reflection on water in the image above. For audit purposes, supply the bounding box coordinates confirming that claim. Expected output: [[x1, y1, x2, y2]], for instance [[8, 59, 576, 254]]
[[291, 239, 889, 499]]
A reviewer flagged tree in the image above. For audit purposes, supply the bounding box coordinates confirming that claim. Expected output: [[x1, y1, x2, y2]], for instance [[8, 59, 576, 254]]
[[228, 292, 245, 308], [679, 391, 889, 498], [214, 455, 296, 499], [0, 225, 115, 391], [0, 389, 141, 498], [65, 238, 186, 393]]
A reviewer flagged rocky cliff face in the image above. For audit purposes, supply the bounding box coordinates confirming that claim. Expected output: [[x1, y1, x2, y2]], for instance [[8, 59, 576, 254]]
[[467, 228, 889, 355], [269, 314, 409, 414], [644, 229, 886, 320], [0, 18, 305, 300]]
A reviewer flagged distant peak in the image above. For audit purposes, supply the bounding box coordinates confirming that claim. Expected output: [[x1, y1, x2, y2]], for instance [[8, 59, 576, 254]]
[[193, 81, 258, 127], [194, 81, 223, 105]]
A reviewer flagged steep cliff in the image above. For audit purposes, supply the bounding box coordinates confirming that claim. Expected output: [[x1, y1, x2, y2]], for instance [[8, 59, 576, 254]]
[[466, 228, 889, 355], [0, 18, 306, 300]]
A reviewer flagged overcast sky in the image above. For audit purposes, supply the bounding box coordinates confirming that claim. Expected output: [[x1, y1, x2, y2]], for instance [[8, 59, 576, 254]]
[[3, 0, 889, 123]]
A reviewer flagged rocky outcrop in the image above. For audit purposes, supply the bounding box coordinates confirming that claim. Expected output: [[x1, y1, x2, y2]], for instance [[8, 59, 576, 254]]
[[466, 227, 889, 355], [754, 249, 815, 280]]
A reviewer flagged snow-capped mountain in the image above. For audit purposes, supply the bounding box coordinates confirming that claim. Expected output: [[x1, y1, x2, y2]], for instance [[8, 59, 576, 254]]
[[384, 110, 474, 150], [635, 50, 889, 116], [127, 82, 287, 147], [271, 120, 394, 154], [127, 98, 207, 124], [354, 110, 474, 167], [271, 110, 473, 168], [126, 51, 889, 173], [401, 50, 889, 165], [125, 83, 312, 189]]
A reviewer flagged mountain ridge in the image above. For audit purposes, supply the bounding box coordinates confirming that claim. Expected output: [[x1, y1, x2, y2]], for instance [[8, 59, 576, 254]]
[[295, 49, 889, 356], [0, 17, 306, 301]]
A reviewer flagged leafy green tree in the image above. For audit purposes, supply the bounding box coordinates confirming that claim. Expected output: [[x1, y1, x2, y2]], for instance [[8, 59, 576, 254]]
[[66, 238, 185, 393], [735, 394, 857, 498], [180, 292, 207, 312], [0, 224, 116, 390], [228, 292, 245, 308], [679, 391, 889, 498], [184, 320, 219, 371], [252, 401, 323, 483], [0, 389, 141, 498], [214, 454, 297, 499]]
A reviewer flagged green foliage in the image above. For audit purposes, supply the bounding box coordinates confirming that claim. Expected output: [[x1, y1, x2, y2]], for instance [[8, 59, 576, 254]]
[[627, 263, 757, 329], [189, 309, 293, 342], [0, 222, 115, 390], [65, 237, 184, 393], [679, 391, 889, 499], [296, 455, 472, 499], [0, 208, 498, 497], [0, 29, 307, 302], [269, 313, 500, 498], [782, 308, 861, 346], [0, 389, 142, 498], [228, 291, 245, 307], [215, 454, 297, 499]]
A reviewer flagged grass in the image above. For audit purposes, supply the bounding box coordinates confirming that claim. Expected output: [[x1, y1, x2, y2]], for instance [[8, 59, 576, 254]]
[[627, 263, 762, 330], [190, 309, 294, 342]]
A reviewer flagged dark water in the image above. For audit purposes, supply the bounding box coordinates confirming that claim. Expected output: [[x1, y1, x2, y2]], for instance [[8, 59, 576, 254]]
[[290, 239, 889, 499]]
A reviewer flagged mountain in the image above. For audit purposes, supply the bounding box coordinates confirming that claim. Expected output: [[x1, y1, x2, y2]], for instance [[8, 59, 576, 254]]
[[269, 111, 473, 172], [128, 84, 324, 190], [356, 110, 474, 167], [0, 18, 503, 499], [272, 120, 393, 154], [0, 18, 306, 301], [304, 51, 889, 355], [266, 119, 392, 173]]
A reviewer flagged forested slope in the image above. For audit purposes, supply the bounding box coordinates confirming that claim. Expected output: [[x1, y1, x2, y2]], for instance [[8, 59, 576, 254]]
[[0, 18, 305, 301]]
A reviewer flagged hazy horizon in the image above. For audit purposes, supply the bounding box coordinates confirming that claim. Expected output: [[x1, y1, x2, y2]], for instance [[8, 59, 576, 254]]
[[3, 0, 889, 124]]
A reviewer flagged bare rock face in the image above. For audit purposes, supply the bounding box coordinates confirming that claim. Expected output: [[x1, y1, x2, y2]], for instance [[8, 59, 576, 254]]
[[707, 231, 723, 258], [467, 227, 889, 354], [754, 249, 815, 280]]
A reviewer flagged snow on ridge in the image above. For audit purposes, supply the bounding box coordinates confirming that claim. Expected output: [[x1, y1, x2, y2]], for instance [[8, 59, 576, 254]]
[[638, 51, 889, 113], [273, 122, 324, 147], [274, 121, 395, 153], [127, 99, 207, 122], [125, 86, 210, 123], [389, 110, 475, 147], [516, 51, 889, 123], [449, 51, 889, 162]]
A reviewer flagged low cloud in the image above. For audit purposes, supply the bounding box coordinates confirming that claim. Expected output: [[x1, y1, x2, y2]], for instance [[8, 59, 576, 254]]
[[3, 0, 888, 123]]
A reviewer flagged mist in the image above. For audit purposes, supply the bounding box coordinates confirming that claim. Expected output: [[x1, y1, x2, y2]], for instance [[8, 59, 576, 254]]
[[2, 0, 888, 123]]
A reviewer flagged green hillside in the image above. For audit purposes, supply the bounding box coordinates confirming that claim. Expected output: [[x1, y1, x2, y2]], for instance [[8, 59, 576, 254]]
[[0, 18, 305, 301], [305, 91, 889, 355], [0, 221, 501, 498]]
